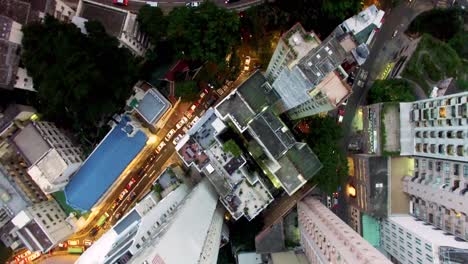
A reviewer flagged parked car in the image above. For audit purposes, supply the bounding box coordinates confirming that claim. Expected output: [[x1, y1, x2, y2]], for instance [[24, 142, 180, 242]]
[[114, 212, 122, 221], [128, 192, 137, 202], [392, 29, 398, 38], [172, 134, 184, 146], [164, 129, 176, 142], [111, 199, 119, 210], [89, 227, 99, 237], [337, 107, 345, 124], [126, 178, 137, 190], [186, 1, 200, 7], [326, 196, 332, 208], [84, 240, 93, 247], [176, 117, 189, 129], [68, 240, 79, 246], [113, 0, 128, 5], [190, 116, 200, 125], [118, 189, 129, 200], [156, 141, 167, 154]]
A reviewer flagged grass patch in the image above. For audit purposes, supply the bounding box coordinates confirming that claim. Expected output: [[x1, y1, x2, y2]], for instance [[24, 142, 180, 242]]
[[403, 34, 463, 94]]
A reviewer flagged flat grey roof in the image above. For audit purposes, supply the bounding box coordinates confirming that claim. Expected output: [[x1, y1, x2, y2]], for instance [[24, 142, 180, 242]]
[[216, 93, 255, 130], [18, 220, 53, 251], [80, 1, 127, 37], [136, 89, 170, 125], [249, 111, 295, 159], [275, 145, 322, 194], [12, 123, 50, 165], [236, 71, 280, 113], [113, 209, 141, 235]]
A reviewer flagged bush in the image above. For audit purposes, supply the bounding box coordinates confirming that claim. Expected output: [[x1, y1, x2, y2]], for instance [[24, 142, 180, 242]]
[[223, 139, 242, 157]]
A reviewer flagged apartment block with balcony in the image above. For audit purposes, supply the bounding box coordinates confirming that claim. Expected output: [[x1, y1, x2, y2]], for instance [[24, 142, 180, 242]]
[[399, 92, 468, 241], [265, 23, 321, 82], [11, 121, 83, 194], [381, 215, 468, 264], [11, 200, 74, 253], [400, 92, 468, 161], [298, 196, 391, 264], [402, 157, 468, 240]]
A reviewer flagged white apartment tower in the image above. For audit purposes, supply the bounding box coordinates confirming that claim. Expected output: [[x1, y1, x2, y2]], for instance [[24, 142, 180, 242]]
[[381, 215, 468, 264], [265, 23, 321, 82], [11, 200, 74, 253], [77, 180, 228, 264], [12, 121, 83, 194], [298, 196, 391, 264], [399, 92, 468, 241]]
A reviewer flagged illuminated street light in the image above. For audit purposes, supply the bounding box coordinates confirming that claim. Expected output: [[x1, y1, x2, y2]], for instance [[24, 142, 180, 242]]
[[146, 136, 158, 145], [347, 185, 356, 198]]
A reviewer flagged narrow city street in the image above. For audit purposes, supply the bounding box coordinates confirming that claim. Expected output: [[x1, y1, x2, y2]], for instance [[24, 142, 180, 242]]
[[334, 0, 435, 223]]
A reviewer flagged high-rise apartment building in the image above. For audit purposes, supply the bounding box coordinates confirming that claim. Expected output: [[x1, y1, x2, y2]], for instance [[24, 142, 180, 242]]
[[78, 179, 228, 264], [399, 92, 468, 240], [11, 200, 74, 253], [298, 196, 391, 264], [267, 6, 384, 119], [381, 215, 468, 264], [265, 23, 321, 82], [11, 121, 83, 194]]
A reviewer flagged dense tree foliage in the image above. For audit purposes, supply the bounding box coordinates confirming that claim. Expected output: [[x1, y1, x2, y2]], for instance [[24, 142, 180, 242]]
[[448, 31, 468, 60], [166, 2, 240, 63], [137, 6, 167, 45], [304, 116, 347, 194], [21, 16, 138, 146], [368, 79, 416, 104], [174, 81, 199, 101], [407, 8, 466, 41]]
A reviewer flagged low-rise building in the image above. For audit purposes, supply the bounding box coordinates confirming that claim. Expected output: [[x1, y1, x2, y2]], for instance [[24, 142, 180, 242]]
[[64, 115, 147, 211], [75, 0, 150, 56], [11, 199, 74, 253], [347, 154, 388, 218], [177, 108, 274, 221], [11, 121, 83, 194]]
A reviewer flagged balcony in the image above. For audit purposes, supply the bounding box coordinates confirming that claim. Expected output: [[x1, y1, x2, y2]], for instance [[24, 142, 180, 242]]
[[447, 145, 455, 156], [457, 104, 467, 118], [439, 107, 446, 118], [457, 146, 464, 157]]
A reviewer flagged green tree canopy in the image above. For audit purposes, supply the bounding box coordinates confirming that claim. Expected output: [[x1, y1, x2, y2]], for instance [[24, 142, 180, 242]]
[[304, 116, 347, 194], [21, 16, 138, 146], [175, 80, 199, 101], [167, 2, 240, 63], [223, 139, 242, 157], [137, 5, 167, 45], [407, 8, 467, 41], [368, 79, 416, 104]]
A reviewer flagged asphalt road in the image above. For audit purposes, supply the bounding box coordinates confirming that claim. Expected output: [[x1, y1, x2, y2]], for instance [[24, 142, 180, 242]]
[[337, 0, 434, 221]]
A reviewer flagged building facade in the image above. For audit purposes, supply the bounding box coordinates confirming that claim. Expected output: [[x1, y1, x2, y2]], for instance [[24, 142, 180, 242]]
[[11, 121, 83, 194], [399, 92, 468, 241], [11, 199, 74, 253], [381, 215, 468, 264], [298, 196, 391, 264]]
